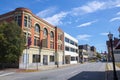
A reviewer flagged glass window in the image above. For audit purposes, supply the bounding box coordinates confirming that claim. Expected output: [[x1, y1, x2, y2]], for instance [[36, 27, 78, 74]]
[[65, 37, 69, 43], [24, 16, 27, 27], [75, 43, 78, 47], [33, 54, 40, 63], [50, 41, 54, 49], [35, 24, 40, 33], [71, 57, 76, 61], [70, 48, 75, 52], [65, 46, 69, 51], [43, 28, 48, 36], [18, 16, 21, 26], [28, 15, 31, 28], [70, 40, 74, 45], [34, 37, 40, 46], [50, 55, 54, 62], [14, 15, 21, 26], [50, 31, 54, 38]]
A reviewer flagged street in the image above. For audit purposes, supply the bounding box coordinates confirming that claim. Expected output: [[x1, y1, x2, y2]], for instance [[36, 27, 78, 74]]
[[0, 62, 106, 80]]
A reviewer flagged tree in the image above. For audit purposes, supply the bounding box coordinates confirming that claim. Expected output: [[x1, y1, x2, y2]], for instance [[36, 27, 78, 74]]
[[0, 21, 25, 66], [96, 52, 101, 59]]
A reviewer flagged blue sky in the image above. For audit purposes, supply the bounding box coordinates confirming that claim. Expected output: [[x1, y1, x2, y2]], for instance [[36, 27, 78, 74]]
[[1, 0, 120, 52]]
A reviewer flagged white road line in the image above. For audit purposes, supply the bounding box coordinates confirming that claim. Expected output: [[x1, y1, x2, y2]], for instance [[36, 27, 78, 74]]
[[0, 72, 15, 77]]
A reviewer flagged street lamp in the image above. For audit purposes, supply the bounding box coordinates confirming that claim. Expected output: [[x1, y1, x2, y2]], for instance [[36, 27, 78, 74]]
[[118, 27, 120, 38], [108, 32, 118, 80]]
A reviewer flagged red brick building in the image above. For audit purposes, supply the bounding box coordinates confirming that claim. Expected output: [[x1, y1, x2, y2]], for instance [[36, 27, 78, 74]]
[[0, 7, 64, 69]]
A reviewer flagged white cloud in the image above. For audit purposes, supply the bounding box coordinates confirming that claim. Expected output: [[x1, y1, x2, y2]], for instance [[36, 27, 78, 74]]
[[76, 34, 91, 41], [44, 11, 68, 25], [77, 20, 97, 28], [110, 17, 120, 22], [36, 7, 56, 18], [72, 1, 105, 16], [71, 0, 120, 16], [100, 32, 109, 36], [116, 12, 120, 15], [114, 0, 120, 7]]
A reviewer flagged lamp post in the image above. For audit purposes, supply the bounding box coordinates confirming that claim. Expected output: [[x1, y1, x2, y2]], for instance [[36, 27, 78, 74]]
[[108, 32, 118, 80], [118, 27, 120, 39]]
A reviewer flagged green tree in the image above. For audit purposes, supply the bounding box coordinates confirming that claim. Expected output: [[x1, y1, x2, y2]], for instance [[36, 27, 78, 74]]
[[0, 21, 25, 65], [96, 52, 101, 59]]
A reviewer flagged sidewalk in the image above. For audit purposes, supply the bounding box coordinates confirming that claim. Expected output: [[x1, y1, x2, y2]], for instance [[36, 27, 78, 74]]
[[25, 63, 81, 71], [106, 62, 120, 80], [0, 63, 81, 73]]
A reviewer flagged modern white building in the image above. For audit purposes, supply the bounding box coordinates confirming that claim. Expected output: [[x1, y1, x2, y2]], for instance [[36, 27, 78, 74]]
[[64, 32, 78, 64]]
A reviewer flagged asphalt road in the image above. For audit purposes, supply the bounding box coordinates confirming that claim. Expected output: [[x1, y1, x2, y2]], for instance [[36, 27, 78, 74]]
[[0, 62, 106, 80]]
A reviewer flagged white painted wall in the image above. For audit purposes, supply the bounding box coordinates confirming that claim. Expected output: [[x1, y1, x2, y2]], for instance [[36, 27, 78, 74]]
[[64, 32, 78, 64]]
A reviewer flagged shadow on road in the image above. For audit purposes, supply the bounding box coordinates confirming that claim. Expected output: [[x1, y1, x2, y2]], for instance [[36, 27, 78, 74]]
[[106, 70, 120, 80], [68, 70, 120, 80], [68, 71, 105, 80]]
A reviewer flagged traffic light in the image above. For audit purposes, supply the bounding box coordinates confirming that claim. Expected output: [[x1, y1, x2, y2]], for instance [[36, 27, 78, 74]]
[[28, 37, 31, 48]]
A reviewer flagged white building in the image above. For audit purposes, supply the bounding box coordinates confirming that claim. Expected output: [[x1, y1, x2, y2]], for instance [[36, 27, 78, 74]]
[[64, 32, 78, 64]]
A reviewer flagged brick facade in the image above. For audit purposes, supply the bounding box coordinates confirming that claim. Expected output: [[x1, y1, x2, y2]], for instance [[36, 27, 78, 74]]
[[0, 7, 64, 69]]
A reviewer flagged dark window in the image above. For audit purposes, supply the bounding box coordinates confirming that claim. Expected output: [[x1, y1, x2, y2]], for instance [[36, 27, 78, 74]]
[[65, 46, 69, 51], [18, 16, 22, 26], [24, 16, 27, 27], [76, 49, 78, 53], [65, 37, 69, 43], [70, 48, 75, 52], [70, 40, 74, 45], [14, 15, 22, 26], [33, 54, 40, 63], [50, 55, 54, 62], [75, 43, 78, 47], [71, 57, 76, 61]]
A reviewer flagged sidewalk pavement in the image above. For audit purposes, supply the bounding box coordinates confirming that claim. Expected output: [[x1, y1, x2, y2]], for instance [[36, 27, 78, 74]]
[[106, 62, 120, 80], [0, 63, 81, 76]]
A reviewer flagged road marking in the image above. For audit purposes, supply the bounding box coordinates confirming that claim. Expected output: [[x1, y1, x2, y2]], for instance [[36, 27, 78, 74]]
[[0, 72, 15, 77]]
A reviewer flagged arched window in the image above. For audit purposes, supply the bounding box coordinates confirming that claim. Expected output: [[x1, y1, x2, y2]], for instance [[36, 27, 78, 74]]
[[50, 31, 54, 38], [43, 28, 48, 36], [50, 31, 54, 49], [35, 24, 40, 33]]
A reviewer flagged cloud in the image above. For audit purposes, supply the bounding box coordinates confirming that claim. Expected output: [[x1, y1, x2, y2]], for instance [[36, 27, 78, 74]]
[[71, 1, 105, 16], [44, 11, 68, 25], [76, 34, 91, 41], [116, 12, 120, 15], [36, 7, 57, 18], [71, 0, 120, 16], [77, 20, 97, 28], [100, 32, 109, 36], [109, 17, 120, 22]]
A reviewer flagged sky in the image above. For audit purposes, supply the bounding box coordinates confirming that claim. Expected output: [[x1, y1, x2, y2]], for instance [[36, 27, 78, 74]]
[[1, 0, 120, 52]]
